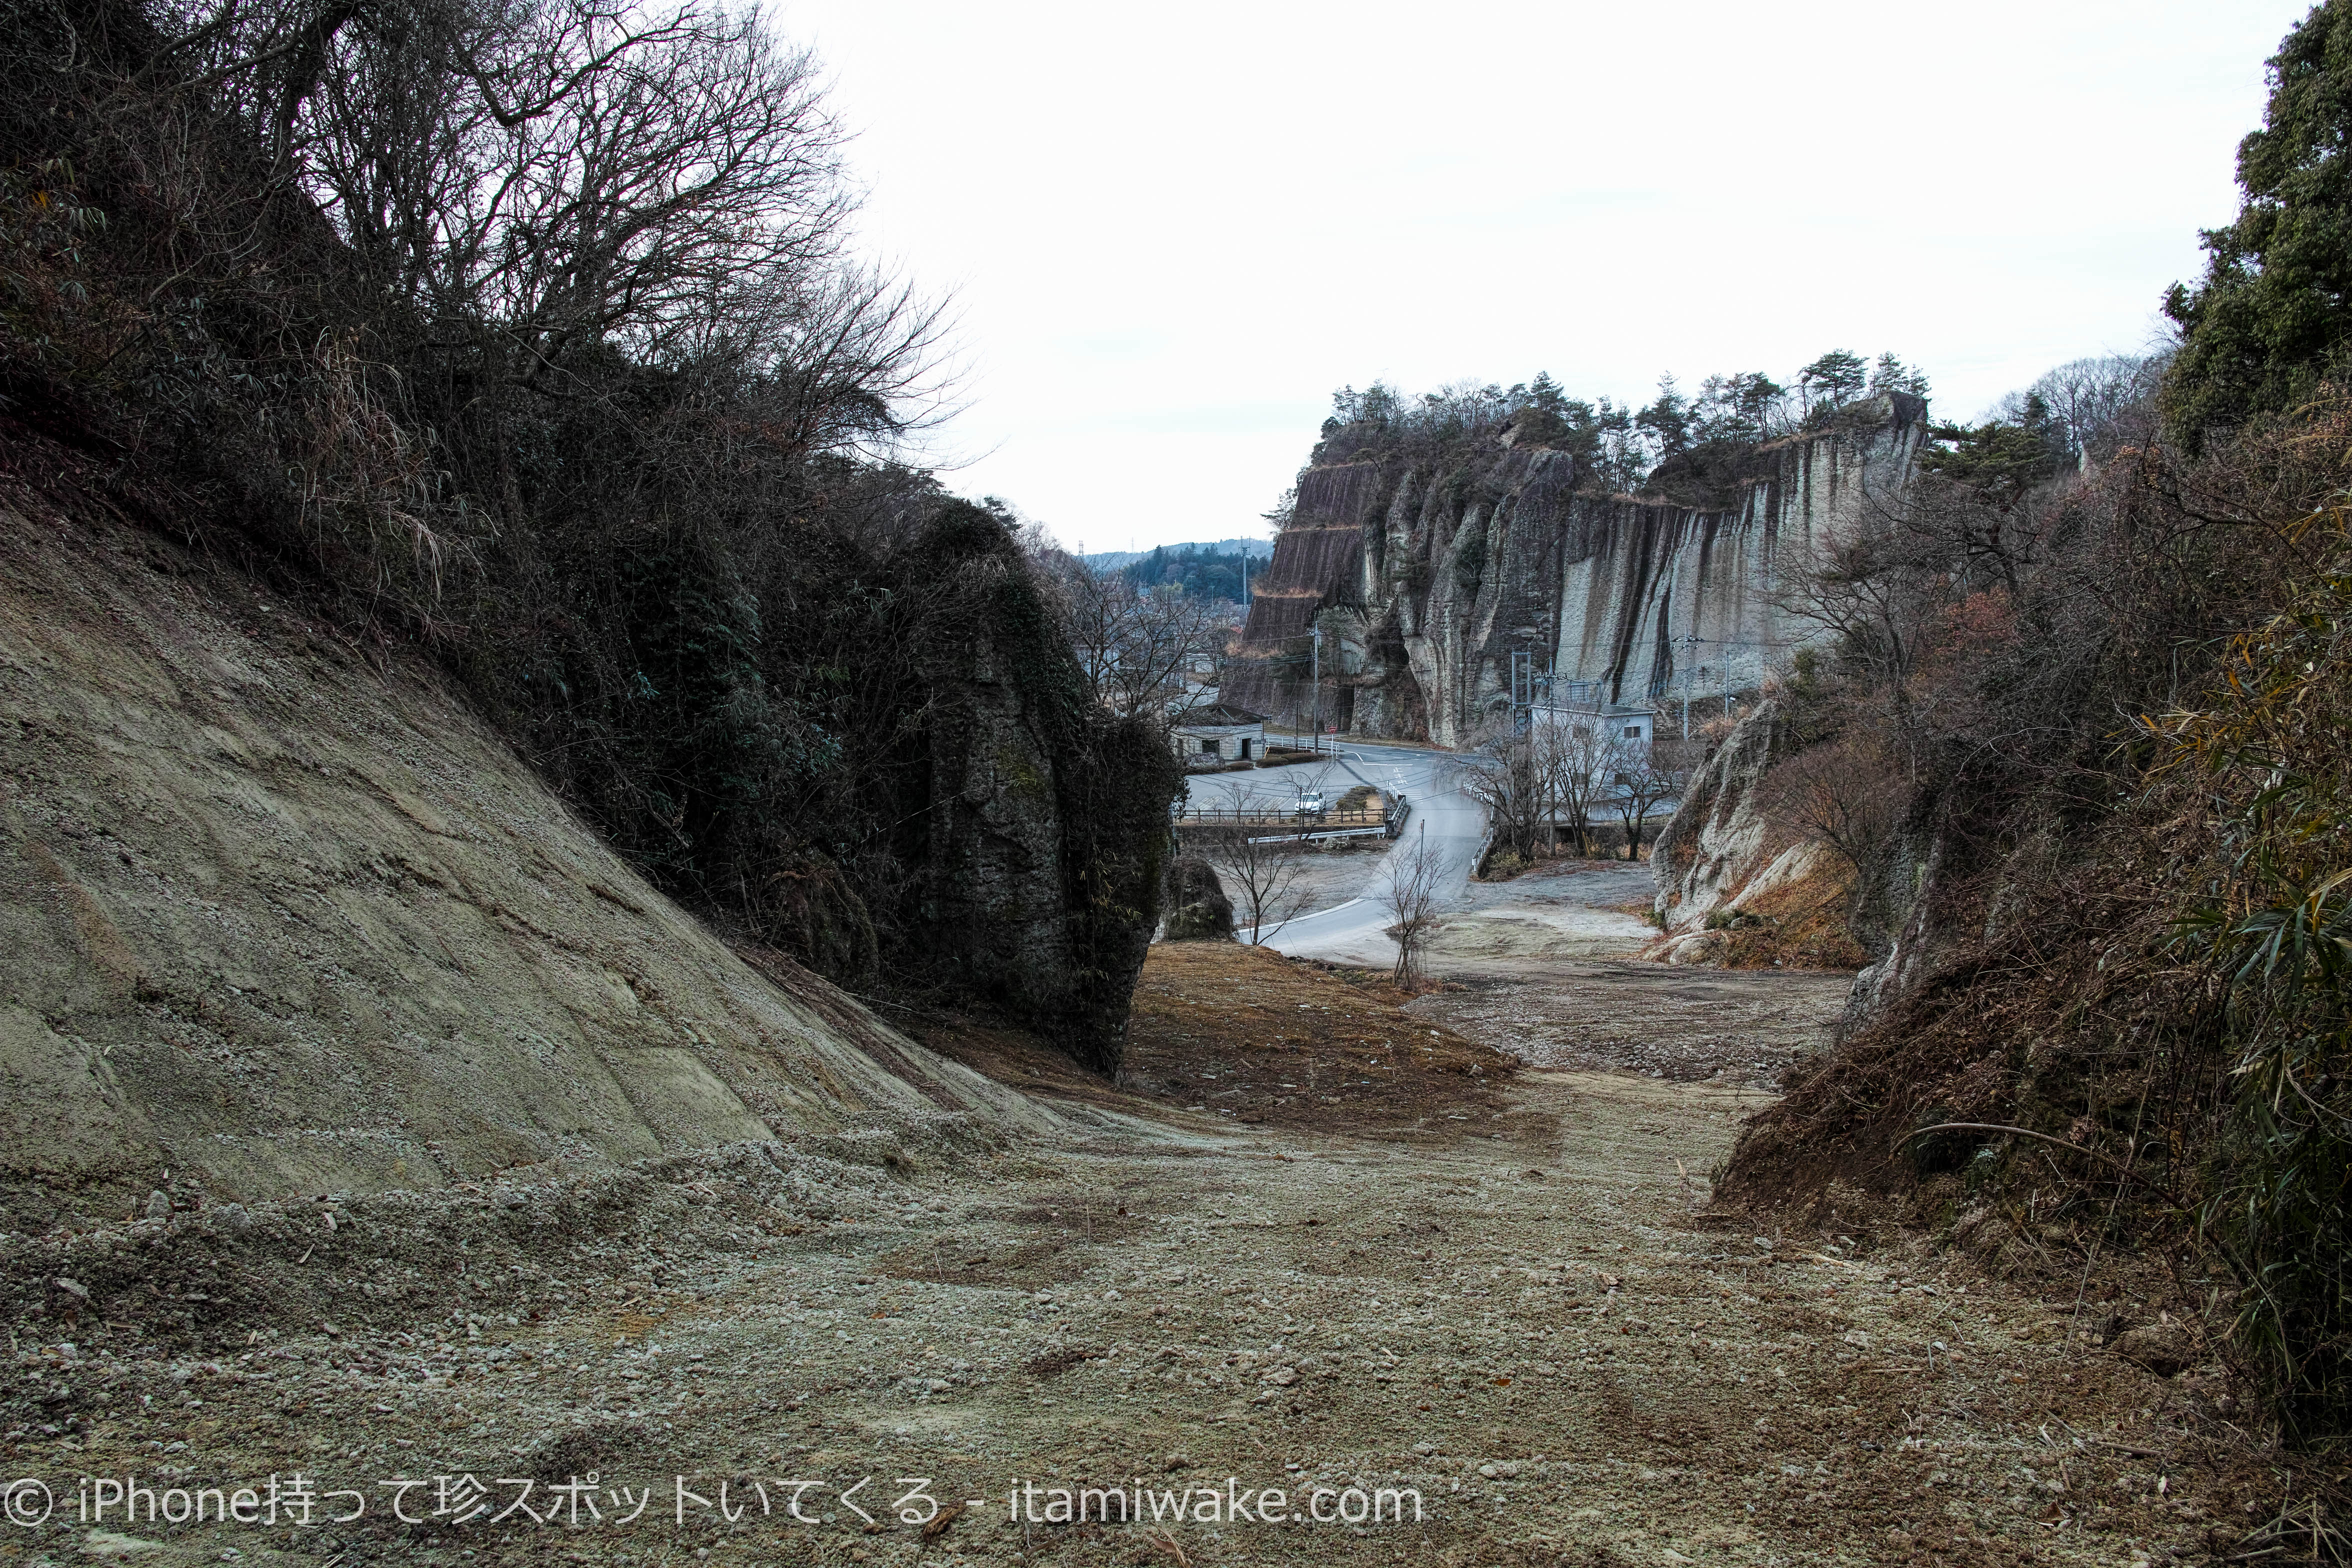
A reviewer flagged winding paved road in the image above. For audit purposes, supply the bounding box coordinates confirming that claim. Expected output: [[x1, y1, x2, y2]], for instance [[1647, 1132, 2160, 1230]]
[[1181, 741, 1486, 966]]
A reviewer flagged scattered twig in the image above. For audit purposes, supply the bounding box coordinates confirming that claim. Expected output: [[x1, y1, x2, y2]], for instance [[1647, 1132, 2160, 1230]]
[[2095, 1438, 2163, 1458], [1796, 1250, 1868, 1272]]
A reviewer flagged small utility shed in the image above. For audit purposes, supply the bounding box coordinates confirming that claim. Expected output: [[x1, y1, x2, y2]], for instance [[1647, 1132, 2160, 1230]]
[[1170, 703, 1267, 763]]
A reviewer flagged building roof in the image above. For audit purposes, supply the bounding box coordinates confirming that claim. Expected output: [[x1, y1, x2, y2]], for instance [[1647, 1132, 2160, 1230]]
[[1174, 703, 1268, 728], [1533, 699, 1656, 719]]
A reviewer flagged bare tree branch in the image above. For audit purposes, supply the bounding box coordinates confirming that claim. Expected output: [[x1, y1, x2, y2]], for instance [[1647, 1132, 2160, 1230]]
[[1380, 828, 1444, 986]]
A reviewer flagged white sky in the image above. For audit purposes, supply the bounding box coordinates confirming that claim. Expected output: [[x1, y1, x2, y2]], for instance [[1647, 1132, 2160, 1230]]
[[782, 0, 2310, 552]]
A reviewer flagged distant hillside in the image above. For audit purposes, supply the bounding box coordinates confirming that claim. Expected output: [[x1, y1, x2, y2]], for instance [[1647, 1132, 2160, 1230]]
[[1082, 538, 1272, 572]]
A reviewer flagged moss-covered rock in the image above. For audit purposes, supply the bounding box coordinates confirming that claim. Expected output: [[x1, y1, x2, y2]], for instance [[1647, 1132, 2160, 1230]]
[[894, 504, 1183, 1074], [1162, 858, 1235, 942]]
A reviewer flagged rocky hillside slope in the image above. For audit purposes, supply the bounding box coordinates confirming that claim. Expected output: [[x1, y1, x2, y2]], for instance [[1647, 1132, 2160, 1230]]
[[0, 474, 1055, 1232], [1226, 396, 1924, 744], [1645, 701, 1864, 972]]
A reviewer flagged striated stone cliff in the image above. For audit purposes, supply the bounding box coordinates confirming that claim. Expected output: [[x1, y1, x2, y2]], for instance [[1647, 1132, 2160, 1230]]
[[1644, 699, 1851, 968], [1225, 395, 1926, 744]]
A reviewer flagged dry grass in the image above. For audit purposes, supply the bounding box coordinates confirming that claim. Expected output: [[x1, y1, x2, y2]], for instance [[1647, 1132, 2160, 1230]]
[[1704, 856, 1870, 971], [914, 942, 1518, 1140]]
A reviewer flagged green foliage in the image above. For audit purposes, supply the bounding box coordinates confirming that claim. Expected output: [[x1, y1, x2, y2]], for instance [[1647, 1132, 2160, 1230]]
[[1693, 372, 1787, 444], [1518, 390, 1644, 490], [1869, 352, 1932, 400], [1321, 374, 1644, 490], [2166, 0, 2352, 449], [1316, 354, 1922, 501], [1918, 394, 2072, 509], [1640, 354, 1918, 462], [1327, 381, 1402, 428], [1634, 374, 1692, 454], [2156, 518, 2352, 1442], [1800, 350, 1868, 410]]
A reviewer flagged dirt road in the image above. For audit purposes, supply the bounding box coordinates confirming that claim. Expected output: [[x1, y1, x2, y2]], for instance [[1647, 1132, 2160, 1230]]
[[0, 924, 2248, 1568]]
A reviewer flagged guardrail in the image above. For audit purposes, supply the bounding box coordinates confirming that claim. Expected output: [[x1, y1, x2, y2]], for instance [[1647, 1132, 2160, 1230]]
[[1248, 824, 1390, 845]]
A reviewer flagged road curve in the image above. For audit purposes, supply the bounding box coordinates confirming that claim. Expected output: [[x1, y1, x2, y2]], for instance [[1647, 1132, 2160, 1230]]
[[1180, 742, 1486, 967]]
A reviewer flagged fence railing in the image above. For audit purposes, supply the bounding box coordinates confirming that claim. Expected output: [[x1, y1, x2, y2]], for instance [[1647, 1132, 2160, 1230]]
[[1173, 806, 1386, 830]]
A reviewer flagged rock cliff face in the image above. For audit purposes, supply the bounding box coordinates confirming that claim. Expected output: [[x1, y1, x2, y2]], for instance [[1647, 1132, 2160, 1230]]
[[1224, 396, 1926, 744], [893, 512, 1180, 1074], [0, 480, 1058, 1228], [1650, 702, 1788, 932], [1644, 698, 1886, 973], [1644, 700, 1842, 966]]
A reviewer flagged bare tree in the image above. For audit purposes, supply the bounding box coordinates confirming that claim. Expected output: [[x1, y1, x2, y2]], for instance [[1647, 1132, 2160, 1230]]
[[160, 0, 952, 449], [1606, 742, 1682, 861], [1773, 530, 1954, 782], [1044, 560, 1224, 725], [1994, 354, 2163, 464], [1758, 731, 1904, 876], [1459, 727, 1555, 863], [1534, 710, 1613, 856], [1192, 786, 1316, 944], [1380, 828, 1446, 987], [1891, 474, 2060, 600]]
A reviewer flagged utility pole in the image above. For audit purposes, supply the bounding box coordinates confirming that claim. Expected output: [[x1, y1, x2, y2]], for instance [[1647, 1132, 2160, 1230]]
[[1676, 634, 1698, 740], [1310, 623, 1323, 755]]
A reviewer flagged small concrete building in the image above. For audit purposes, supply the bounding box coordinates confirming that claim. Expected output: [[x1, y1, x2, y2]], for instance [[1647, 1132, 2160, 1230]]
[[1531, 699, 1656, 768], [1605, 704, 1653, 758], [1170, 703, 1268, 764]]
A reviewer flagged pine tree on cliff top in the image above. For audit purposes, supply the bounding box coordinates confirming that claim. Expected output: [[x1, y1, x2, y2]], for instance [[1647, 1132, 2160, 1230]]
[[2166, 0, 2352, 450]]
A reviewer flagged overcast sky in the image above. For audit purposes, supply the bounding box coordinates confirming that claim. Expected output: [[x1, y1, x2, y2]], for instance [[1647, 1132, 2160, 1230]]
[[784, 0, 2311, 552]]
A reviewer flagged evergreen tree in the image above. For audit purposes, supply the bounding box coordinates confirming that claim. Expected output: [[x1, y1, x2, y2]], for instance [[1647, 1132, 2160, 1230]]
[[2165, 0, 2352, 450], [1635, 374, 1692, 454], [1868, 352, 1931, 400], [1800, 350, 1868, 412], [1919, 392, 2069, 508]]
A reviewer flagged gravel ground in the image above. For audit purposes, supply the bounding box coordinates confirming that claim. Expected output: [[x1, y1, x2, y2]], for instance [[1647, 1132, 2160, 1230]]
[[0, 942, 2270, 1568], [1408, 963, 1855, 1092], [1400, 856, 1852, 1091]]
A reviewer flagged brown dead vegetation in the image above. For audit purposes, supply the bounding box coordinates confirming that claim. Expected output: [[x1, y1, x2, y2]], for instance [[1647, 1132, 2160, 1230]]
[[1681, 856, 1870, 973], [914, 942, 1516, 1139]]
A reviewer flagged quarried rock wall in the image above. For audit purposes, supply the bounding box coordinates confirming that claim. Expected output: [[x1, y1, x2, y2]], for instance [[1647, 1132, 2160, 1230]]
[[1226, 396, 1927, 746]]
